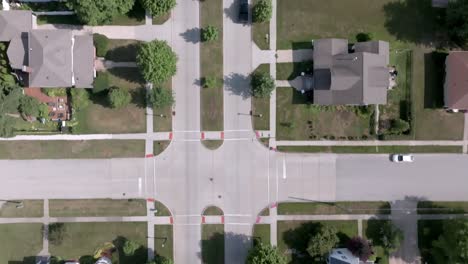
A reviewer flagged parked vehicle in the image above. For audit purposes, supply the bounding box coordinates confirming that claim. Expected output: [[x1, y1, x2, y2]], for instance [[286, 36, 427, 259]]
[[238, 0, 249, 23], [391, 154, 414, 163]]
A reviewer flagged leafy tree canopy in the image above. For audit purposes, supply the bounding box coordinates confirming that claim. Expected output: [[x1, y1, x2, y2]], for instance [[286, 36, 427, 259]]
[[246, 243, 286, 264], [378, 221, 404, 253], [433, 219, 468, 263], [67, 0, 135, 25], [0, 83, 22, 114], [123, 240, 141, 256], [140, 0, 176, 18], [307, 225, 339, 257], [251, 72, 275, 98], [19, 95, 41, 117], [149, 87, 174, 108], [253, 0, 273, 23], [202, 25, 219, 42], [137, 40, 178, 84], [109, 87, 132, 109], [346, 237, 374, 262], [447, 0, 468, 44], [0, 115, 14, 138], [71, 89, 90, 111]]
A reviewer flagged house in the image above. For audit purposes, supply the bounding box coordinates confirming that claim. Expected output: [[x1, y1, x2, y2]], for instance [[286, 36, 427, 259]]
[[444, 51, 468, 111], [312, 38, 390, 105], [328, 248, 374, 264], [0, 10, 95, 88]]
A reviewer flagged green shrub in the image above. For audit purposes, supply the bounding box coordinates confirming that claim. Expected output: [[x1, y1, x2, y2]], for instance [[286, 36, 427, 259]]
[[93, 34, 109, 57], [123, 240, 140, 256], [356, 32, 373, 42], [149, 87, 174, 108], [71, 88, 90, 111], [203, 76, 221, 89], [42, 88, 68, 97], [202, 25, 219, 42], [108, 87, 131, 109], [387, 119, 410, 135], [140, 0, 176, 18], [253, 0, 272, 23], [93, 72, 110, 93], [19, 96, 41, 117], [251, 72, 275, 98]]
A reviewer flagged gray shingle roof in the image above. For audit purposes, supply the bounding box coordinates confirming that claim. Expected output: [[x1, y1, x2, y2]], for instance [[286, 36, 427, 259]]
[[28, 30, 73, 88], [7, 33, 28, 69], [313, 38, 389, 105], [0, 11, 33, 42], [73, 35, 95, 88]]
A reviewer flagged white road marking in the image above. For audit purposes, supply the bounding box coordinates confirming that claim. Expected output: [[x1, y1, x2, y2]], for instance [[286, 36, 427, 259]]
[[267, 151, 271, 204], [138, 177, 142, 195], [283, 156, 287, 179], [153, 158, 156, 196]]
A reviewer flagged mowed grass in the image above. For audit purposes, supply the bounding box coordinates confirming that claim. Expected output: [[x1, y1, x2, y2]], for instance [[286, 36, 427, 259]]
[[74, 68, 146, 134], [253, 224, 271, 246], [278, 220, 358, 263], [154, 141, 171, 156], [252, 64, 271, 131], [418, 201, 468, 214], [276, 87, 371, 140], [201, 224, 224, 264], [154, 225, 174, 261], [276, 61, 313, 81], [0, 200, 43, 218], [153, 80, 173, 132], [278, 202, 391, 215], [200, 0, 224, 131], [202, 140, 223, 150], [0, 140, 145, 159], [203, 206, 224, 216], [252, 0, 270, 50], [49, 199, 147, 217], [277, 145, 463, 154], [0, 224, 43, 264], [49, 222, 147, 261]]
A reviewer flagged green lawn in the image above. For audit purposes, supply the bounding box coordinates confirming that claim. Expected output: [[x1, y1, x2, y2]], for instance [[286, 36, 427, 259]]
[[10, 115, 60, 135], [105, 39, 141, 62], [418, 220, 444, 263], [277, 145, 463, 154], [153, 13, 171, 25], [200, 0, 224, 131], [202, 140, 224, 150], [253, 224, 271, 246], [278, 220, 358, 263], [154, 141, 171, 156], [252, 0, 270, 50], [252, 64, 271, 131], [362, 220, 391, 264], [49, 222, 147, 262], [417, 201, 468, 214], [0, 140, 145, 159], [276, 87, 372, 140], [154, 225, 174, 261], [0, 200, 43, 218], [153, 80, 173, 132], [203, 206, 224, 216], [201, 224, 224, 264], [154, 201, 171, 216], [278, 202, 391, 215], [276, 61, 313, 81], [0, 224, 43, 264], [49, 199, 146, 217], [74, 68, 146, 134]]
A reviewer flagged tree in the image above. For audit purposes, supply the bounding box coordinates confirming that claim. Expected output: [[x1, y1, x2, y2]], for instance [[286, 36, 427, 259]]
[[251, 72, 275, 98], [0, 115, 14, 137], [388, 119, 410, 135], [42, 88, 67, 97], [246, 243, 286, 264], [253, 0, 272, 23], [203, 76, 221, 89], [123, 240, 140, 256], [0, 83, 22, 113], [202, 25, 219, 42], [149, 87, 174, 108], [71, 89, 90, 111], [307, 225, 339, 258], [93, 34, 110, 57], [346, 237, 374, 262], [378, 221, 403, 253], [67, 0, 135, 25], [433, 219, 468, 263], [447, 0, 468, 44], [19, 96, 41, 117], [48, 223, 66, 246], [148, 256, 174, 264], [356, 32, 373, 42], [140, 0, 176, 18], [137, 40, 178, 84], [108, 87, 131, 109]]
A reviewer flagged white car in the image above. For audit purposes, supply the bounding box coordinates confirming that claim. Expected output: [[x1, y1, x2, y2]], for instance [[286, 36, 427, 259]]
[[391, 154, 414, 163]]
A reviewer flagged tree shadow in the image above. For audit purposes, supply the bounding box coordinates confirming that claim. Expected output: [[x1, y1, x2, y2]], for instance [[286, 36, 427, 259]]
[[105, 44, 140, 62], [131, 87, 147, 108], [180, 28, 201, 44], [112, 236, 147, 264], [199, 231, 225, 264], [224, 1, 243, 24], [198, 231, 251, 264], [383, 0, 447, 46], [8, 256, 36, 264], [293, 41, 313, 51], [224, 73, 251, 99], [424, 51, 447, 108], [108, 68, 145, 84], [126, 0, 145, 21]]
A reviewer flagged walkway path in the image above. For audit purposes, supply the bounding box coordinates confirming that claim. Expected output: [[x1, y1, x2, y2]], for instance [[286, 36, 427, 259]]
[[269, 0, 278, 149], [276, 139, 466, 147], [94, 58, 137, 70], [276, 49, 313, 63], [464, 113, 468, 153]]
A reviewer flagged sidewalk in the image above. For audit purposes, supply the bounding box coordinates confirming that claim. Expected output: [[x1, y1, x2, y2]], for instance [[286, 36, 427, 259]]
[[275, 140, 466, 147]]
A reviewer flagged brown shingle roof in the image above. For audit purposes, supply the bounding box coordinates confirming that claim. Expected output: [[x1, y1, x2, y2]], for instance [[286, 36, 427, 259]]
[[444, 52, 468, 110]]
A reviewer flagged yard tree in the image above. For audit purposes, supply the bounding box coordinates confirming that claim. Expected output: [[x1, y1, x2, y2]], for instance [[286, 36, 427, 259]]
[[433, 219, 468, 263], [389, 119, 410, 135], [378, 221, 404, 253], [149, 87, 174, 108], [246, 243, 286, 264], [307, 225, 339, 258], [123, 240, 140, 256], [137, 40, 178, 84], [0, 114, 14, 137], [140, 0, 176, 18], [67, 0, 135, 25], [108, 87, 131, 109], [93, 34, 110, 57], [447, 0, 468, 44], [19, 96, 41, 117], [0, 83, 22, 114], [346, 236, 374, 262], [71, 88, 90, 111], [251, 72, 275, 98], [48, 223, 66, 246], [356, 32, 373, 42], [253, 0, 273, 23], [202, 25, 219, 42]]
